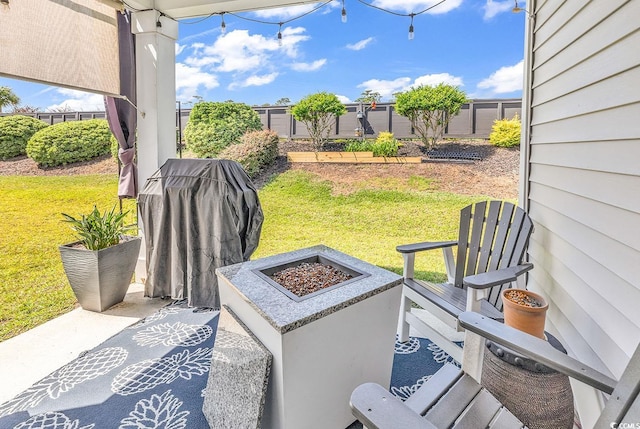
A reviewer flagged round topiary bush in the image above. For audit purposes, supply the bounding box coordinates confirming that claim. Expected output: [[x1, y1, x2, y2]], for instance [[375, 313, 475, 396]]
[[0, 115, 49, 160], [184, 101, 263, 158], [26, 119, 113, 167]]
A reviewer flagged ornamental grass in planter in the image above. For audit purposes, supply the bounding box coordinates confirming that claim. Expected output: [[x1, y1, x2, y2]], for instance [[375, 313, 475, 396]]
[[60, 206, 140, 312], [501, 289, 549, 339]]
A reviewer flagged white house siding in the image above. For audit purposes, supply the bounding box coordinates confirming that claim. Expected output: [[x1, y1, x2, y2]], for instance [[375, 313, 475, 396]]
[[522, 0, 640, 384]]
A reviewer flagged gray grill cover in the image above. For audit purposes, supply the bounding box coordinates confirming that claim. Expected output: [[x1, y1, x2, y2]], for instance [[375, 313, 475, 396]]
[[138, 159, 263, 308]]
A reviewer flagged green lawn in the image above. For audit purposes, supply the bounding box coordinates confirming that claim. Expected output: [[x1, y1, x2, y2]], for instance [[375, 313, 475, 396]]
[[0, 175, 136, 341], [0, 170, 490, 342]]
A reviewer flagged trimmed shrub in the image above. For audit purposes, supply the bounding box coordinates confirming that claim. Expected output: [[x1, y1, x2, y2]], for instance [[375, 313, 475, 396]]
[[26, 119, 113, 167], [184, 101, 263, 158], [345, 132, 399, 156], [489, 114, 521, 148], [0, 115, 49, 160], [373, 131, 399, 157], [345, 139, 373, 152], [218, 129, 279, 178]]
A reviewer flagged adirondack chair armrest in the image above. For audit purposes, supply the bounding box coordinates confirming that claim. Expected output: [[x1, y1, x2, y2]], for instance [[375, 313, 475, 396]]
[[350, 383, 437, 429], [396, 241, 457, 254], [458, 312, 617, 394], [462, 263, 534, 289]]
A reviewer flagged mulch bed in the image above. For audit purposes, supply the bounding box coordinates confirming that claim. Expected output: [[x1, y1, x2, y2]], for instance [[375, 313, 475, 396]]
[[0, 138, 519, 200]]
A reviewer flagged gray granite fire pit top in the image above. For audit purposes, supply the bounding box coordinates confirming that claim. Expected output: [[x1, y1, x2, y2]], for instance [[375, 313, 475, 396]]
[[216, 245, 402, 334]]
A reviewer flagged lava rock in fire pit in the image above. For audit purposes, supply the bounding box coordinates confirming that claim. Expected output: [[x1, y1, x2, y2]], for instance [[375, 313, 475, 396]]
[[270, 262, 353, 298]]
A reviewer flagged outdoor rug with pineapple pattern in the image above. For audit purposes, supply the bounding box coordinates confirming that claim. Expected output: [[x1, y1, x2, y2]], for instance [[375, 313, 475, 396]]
[[0, 301, 459, 429]]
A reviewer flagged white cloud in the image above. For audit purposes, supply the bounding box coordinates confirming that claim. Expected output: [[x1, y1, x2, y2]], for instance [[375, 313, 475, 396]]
[[47, 88, 105, 111], [414, 73, 463, 87], [357, 73, 464, 100], [336, 94, 351, 103], [476, 60, 524, 94], [346, 37, 374, 51], [175, 43, 186, 56], [279, 27, 312, 58], [483, 0, 514, 20], [229, 73, 279, 90], [33, 86, 56, 97], [357, 77, 412, 100], [180, 28, 220, 43], [371, 0, 462, 14], [176, 63, 219, 101], [186, 27, 309, 73], [186, 30, 274, 72], [182, 27, 314, 91], [290, 59, 327, 72]]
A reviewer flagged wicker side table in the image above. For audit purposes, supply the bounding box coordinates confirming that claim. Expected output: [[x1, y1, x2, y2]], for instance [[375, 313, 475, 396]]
[[481, 334, 574, 429]]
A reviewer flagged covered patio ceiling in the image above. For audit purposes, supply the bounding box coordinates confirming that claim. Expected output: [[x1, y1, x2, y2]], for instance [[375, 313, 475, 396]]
[[122, 0, 322, 19]]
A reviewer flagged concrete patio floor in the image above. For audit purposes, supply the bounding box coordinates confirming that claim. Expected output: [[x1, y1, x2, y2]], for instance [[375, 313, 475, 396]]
[[0, 283, 166, 404]]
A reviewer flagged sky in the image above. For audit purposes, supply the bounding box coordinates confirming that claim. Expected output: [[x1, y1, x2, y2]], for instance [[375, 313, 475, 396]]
[[0, 0, 527, 111]]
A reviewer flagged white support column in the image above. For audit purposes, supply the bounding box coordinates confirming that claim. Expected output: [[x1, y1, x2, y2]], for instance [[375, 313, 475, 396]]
[[132, 10, 178, 282]]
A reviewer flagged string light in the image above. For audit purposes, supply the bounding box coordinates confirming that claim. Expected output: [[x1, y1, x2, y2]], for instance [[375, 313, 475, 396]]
[[178, 0, 451, 43], [277, 23, 283, 46], [512, 0, 534, 18], [341, 0, 347, 23], [408, 13, 415, 40], [512, 0, 524, 13]]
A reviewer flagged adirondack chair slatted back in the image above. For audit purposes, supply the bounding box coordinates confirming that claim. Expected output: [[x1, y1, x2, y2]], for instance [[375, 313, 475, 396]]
[[454, 201, 534, 310]]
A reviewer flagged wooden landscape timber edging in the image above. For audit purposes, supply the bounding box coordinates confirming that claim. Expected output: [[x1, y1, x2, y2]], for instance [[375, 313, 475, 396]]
[[287, 152, 422, 164]]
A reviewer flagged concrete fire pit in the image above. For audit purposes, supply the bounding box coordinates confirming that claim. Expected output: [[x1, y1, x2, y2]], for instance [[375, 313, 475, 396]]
[[216, 245, 402, 429]]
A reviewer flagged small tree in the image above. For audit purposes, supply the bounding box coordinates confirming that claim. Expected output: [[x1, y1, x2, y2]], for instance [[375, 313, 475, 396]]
[[12, 105, 40, 113], [0, 87, 20, 113], [394, 83, 468, 150], [355, 90, 381, 105], [290, 92, 346, 150], [275, 97, 291, 106]]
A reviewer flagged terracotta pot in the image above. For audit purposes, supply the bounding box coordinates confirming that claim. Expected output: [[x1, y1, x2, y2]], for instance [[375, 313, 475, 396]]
[[501, 289, 549, 339]]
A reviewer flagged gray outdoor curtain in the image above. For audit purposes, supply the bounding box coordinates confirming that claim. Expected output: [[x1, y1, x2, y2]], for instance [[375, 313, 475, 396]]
[[105, 11, 137, 199]]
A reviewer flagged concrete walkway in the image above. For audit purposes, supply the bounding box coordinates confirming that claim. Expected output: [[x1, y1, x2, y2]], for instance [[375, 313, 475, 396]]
[[0, 283, 166, 404]]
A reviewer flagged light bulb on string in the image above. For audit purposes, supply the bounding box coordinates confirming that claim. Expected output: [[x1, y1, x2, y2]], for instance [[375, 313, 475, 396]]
[[341, 0, 347, 23], [220, 13, 226, 33], [512, 0, 524, 13], [277, 23, 283, 46], [408, 14, 415, 40]]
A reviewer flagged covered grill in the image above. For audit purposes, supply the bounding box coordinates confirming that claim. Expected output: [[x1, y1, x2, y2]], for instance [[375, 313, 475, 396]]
[[138, 159, 263, 308]]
